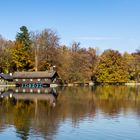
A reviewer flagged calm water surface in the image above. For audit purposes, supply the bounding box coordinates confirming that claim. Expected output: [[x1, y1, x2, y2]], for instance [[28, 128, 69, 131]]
[[0, 86, 140, 140]]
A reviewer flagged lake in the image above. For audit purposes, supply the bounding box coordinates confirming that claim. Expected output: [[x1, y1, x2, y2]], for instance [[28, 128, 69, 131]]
[[0, 86, 140, 140]]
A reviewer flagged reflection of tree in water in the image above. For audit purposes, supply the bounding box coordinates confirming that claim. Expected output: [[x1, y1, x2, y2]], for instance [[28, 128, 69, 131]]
[[13, 100, 33, 140], [0, 99, 15, 131], [0, 86, 140, 138], [58, 86, 140, 119], [30, 101, 60, 140], [57, 87, 96, 127], [94, 86, 140, 117], [0, 99, 59, 140]]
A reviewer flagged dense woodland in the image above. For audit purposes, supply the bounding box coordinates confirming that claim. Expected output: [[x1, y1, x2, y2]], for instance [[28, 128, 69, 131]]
[[0, 26, 140, 83]]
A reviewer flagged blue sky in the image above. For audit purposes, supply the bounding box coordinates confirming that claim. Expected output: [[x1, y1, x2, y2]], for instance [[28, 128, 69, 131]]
[[0, 0, 140, 53]]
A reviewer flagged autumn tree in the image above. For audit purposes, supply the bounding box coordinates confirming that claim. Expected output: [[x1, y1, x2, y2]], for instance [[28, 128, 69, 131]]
[[123, 52, 135, 81], [94, 49, 129, 83], [131, 51, 140, 82], [0, 36, 13, 73], [60, 42, 97, 83], [31, 29, 59, 71], [0, 35, 6, 72], [56, 45, 71, 82], [123, 50, 140, 82], [68, 42, 82, 82], [88, 48, 98, 81], [12, 26, 33, 71]]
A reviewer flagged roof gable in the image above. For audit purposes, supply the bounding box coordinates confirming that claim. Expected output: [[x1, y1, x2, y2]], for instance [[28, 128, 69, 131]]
[[0, 73, 13, 80]]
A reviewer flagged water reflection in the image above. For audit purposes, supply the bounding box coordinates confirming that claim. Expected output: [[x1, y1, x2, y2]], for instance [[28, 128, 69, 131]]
[[0, 86, 140, 140], [0, 87, 59, 140], [0, 87, 58, 105]]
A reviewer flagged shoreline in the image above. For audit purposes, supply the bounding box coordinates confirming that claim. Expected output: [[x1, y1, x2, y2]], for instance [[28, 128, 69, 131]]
[[1, 82, 140, 87]]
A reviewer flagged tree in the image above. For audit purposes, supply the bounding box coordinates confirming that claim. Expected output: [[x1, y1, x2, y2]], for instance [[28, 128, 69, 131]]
[[61, 42, 97, 82], [131, 51, 140, 82], [0, 36, 13, 73], [12, 26, 33, 71], [0, 36, 6, 72], [88, 48, 98, 81], [94, 49, 129, 83], [16, 26, 32, 49], [123, 52, 136, 81], [31, 29, 59, 71], [123, 49, 140, 82], [56, 45, 71, 82]]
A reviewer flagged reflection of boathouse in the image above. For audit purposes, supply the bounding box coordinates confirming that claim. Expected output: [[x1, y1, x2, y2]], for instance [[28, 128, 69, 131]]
[[13, 70, 59, 88], [0, 88, 58, 105]]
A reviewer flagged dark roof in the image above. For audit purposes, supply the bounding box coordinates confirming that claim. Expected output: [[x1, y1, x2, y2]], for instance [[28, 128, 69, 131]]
[[13, 71, 58, 79], [0, 73, 13, 80]]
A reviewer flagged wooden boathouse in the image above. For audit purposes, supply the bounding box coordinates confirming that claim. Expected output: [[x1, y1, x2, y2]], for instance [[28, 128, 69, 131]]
[[13, 70, 59, 88]]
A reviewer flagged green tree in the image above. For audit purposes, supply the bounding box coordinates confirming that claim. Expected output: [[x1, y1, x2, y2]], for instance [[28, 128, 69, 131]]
[[94, 49, 129, 83], [16, 26, 32, 49]]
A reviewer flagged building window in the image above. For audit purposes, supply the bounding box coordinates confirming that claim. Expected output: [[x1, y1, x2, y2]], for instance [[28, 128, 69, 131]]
[[30, 89, 33, 93], [45, 89, 48, 93], [37, 89, 41, 93], [0, 79, 4, 82], [15, 89, 18, 92], [23, 89, 26, 92]]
